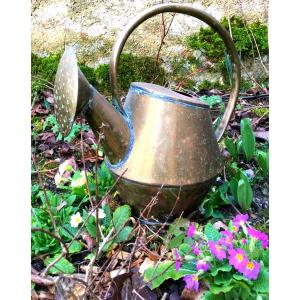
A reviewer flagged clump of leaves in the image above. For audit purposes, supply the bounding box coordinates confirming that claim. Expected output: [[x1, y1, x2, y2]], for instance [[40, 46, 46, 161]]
[[225, 118, 256, 162], [143, 215, 269, 300], [186, 16, 268, 63], [43, 114, 90, 142]]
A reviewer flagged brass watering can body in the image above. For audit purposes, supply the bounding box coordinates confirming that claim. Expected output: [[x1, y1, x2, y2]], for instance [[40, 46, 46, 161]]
[[54, 4, 240, 217]]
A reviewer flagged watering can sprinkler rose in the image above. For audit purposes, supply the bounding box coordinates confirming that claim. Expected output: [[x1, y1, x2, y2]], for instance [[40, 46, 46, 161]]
[[54, 4, 240, 217]]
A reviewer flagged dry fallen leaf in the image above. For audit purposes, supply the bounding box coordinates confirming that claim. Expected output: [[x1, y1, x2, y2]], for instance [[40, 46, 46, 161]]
[[138, 257, 155, 275]]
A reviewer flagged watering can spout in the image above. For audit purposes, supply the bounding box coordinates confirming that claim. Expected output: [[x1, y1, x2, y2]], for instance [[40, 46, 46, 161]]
[[53, 47, 130, 164]]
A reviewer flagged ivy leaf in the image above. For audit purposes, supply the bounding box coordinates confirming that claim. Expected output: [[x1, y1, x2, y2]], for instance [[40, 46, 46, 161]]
[[112, 205, 131, 230], [204, 223, 221, 241], [44, 255, 75, 274]]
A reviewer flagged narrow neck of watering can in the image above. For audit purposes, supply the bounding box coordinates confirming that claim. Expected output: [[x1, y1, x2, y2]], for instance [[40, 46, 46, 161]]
[[83, 87, 130, 164]]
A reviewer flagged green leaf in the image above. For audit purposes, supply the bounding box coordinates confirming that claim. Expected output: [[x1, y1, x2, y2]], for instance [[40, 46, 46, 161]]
[[237, 178, 253, 211], [210, 284, 235, 294], [112, 205, 131, 230], [211, 264, 232, 276], [204, 223, 221, 241], [65, 195, 76, 206], [168, 233, 185, 249], [44, 255, 75, 274], [200, 95, 222, 107], [214, 272, 233, 285], [225, 137, 238, 160], [233, 273, 253, 283], [116, 226, 134, 242], [202, 292, 225, 300], [252, 267, 269, 293], [167, 218, 190, 236], [102, 203, 112, 228], [85, 220, 96, 238], [229, 178, 239, 201], [144, 261, 195, 289], [179, 243, 192, 255], [257, 151, 269, 177], [241, 118, 256, 161], [67, 240, 83, 254]]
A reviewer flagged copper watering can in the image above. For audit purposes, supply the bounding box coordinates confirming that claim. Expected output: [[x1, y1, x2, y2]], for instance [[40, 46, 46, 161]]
[[54, 4, 240, 217]]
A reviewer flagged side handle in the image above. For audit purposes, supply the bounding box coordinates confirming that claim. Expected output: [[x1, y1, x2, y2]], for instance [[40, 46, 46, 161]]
[[109, 3, 240, 141]]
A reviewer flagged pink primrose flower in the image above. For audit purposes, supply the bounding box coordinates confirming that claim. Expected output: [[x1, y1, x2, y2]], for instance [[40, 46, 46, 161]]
[[228, 248, 248, 272], [218, 230, 233, 248], [173, 248, 181, 271], [187, 222, 197, 238], [242, 260, 261, 280], [183, 275, 199, 292], [208, 241, 226, 260], [192, 243, 201, 256], [233, 214, 249, 227], [247, 227, 269, 248], [196, 260, 210, 272], [240, 238, 247, 245]]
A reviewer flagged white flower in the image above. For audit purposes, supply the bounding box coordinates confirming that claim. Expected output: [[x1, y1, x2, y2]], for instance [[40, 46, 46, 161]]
[[58, 160, 72, 175], [70, 212, 83, 228], [54, 173, 66, 186], [71, 171, 87, 188], [92, 208, 106, 219]]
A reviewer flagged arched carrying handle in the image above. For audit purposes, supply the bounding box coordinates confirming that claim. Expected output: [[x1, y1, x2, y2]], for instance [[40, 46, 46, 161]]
[[110, 3, 240, 141]]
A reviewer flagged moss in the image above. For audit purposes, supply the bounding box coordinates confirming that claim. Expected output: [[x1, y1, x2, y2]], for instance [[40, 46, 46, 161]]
[[31, 52, 99, 99], [31, 52, 166, 99], [185, 16, 268, 85], [253, 107, 269, 117], [95, 53, 166, 95], [186, 16, 268, 62]]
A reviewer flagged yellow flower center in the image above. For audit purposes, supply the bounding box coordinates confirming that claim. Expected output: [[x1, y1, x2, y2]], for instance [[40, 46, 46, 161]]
[[236, 253, 244, 262], [246, 262, 255, 270], [233, 226, 238, 232], [75, 217, 81, 223], [226, 237, 231, 243], [192, 275, 198, 281], [216, 245, 222, 251]]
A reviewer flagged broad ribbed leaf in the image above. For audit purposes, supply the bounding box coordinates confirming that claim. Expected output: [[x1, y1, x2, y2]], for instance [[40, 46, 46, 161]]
[[44, 255, 75, 274], [144, 261, 195, 289], [205, 223, 221, 241], [112, 205, 131, 230]]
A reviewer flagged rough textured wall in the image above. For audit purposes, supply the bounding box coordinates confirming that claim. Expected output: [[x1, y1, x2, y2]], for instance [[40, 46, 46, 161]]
[[31, 0, 268, 66]]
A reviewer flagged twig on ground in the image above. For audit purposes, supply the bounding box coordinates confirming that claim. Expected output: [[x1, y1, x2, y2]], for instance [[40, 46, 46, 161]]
[[31, 154, 67, 276]]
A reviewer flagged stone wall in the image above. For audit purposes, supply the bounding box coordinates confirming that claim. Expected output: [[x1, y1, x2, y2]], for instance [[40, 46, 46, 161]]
[[31, 0, 268, 66]]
